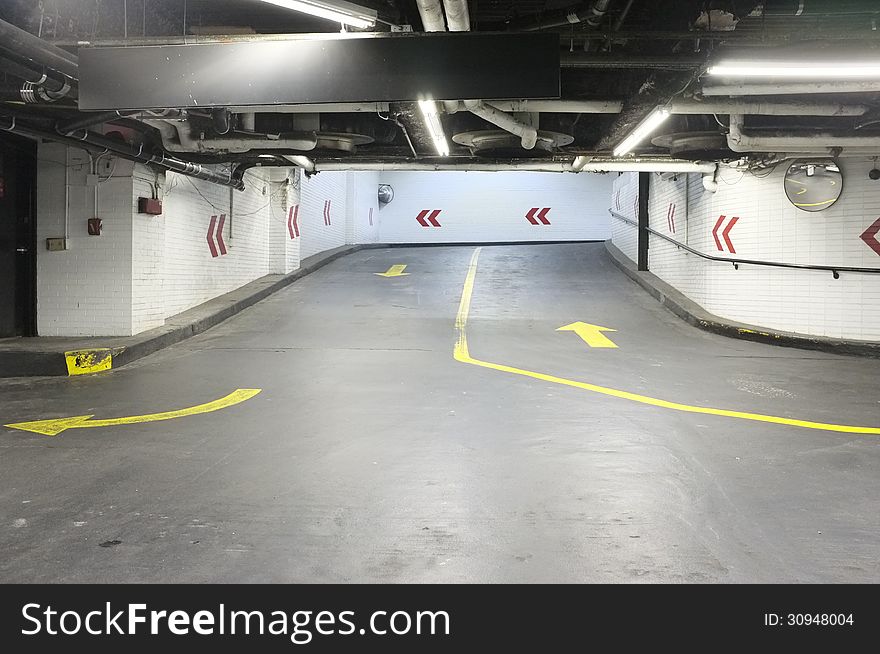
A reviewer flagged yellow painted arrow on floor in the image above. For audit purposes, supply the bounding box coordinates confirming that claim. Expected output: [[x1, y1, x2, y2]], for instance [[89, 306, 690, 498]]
[[374, 264, 409, 277], [556, 322, 619, 348], [4, 388, 261, 436]]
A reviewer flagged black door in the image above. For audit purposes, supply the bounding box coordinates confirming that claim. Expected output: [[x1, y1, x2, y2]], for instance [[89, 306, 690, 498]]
[[0, 133, 36, 337]]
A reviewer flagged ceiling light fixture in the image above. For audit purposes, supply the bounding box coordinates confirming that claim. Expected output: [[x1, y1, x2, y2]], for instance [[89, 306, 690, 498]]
[[256, 0, 377, 30], [612, 107, 670, 157], [418, 99, 450, 157], [707, 61, 880, 78]]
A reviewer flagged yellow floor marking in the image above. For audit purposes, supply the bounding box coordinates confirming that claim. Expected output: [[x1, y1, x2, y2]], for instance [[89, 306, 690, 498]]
[[557, 321, 619, 348], [454, 247, 880, 435], [65, 348, 113, 375], [374, 264, 409, 277], [793, 198, 837, 207], [4, 389, 262, 436]]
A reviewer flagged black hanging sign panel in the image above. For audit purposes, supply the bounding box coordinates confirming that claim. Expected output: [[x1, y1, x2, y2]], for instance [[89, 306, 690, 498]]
[[77, 32, 561, 110]]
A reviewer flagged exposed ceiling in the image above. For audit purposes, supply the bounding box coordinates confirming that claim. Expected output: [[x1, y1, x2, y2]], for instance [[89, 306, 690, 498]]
[[2, 0, 880, 180]]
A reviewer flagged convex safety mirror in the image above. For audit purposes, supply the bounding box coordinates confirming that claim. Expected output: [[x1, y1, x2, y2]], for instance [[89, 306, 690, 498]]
[[784, 159, 843, 212]]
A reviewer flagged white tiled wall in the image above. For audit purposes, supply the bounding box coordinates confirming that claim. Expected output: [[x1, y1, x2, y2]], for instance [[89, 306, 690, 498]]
[[611, 160, 880, 342], [36, 154, 379, 336], [299, 171, 349, 259], [157, 166, 276, 319], [36, 143, 134, 336], [610, 172, 639, 261], [349, 171, 380, 245], [376, 171, 613, 243]]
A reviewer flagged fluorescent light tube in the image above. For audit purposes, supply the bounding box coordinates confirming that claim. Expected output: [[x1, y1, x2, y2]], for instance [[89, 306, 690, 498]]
[[256, 0, 377, 29], [612, 107, 670, 157], [418, 100, 450, 157], [707, 62, 880, 78]]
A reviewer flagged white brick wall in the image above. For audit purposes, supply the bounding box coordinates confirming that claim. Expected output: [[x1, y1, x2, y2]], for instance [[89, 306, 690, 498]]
[[610, 172, 639, 261], [376, 171, 613, 243], [36, 153, 380, 336], [612, 160, 880, 342], [349, 171, 380, 245], [299, 171, 349, 258], [36, 143, 135, 336], [157, 166, 276, 318]]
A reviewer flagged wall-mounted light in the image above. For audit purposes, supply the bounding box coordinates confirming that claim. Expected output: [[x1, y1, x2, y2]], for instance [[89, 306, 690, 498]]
[[256, 0, 377, 30], [707, 61, 880, 78], [418, 99, 450, 157], [612, 107, 670, 157]]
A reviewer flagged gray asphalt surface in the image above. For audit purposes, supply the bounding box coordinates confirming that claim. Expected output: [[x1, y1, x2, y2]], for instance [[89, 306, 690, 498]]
[[1, 243, 878, 582]]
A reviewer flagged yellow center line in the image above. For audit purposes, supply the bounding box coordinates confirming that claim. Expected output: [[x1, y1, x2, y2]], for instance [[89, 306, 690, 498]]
[[454, 247, 880, 435]]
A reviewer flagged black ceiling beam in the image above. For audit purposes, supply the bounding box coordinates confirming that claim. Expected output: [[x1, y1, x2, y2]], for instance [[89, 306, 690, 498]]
[[77, 32, 561, 110]]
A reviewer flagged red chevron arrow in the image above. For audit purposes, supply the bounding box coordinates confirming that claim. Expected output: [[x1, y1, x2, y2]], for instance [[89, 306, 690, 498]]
[[860, 217, 880, 257], [216, 213, 227, 255], [526, 207, 551, 225], [712, 215, 739, 253], [206, 215, 219, 257], [287, 205, 299, 239], [416, 209, 441, 227]]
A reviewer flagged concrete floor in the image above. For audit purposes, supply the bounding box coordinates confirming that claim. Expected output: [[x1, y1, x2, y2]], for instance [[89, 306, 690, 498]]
[[1, 243, 878, 583]]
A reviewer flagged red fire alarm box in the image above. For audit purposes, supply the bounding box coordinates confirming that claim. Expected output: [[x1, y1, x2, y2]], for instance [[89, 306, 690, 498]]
[[87, 218, 103, 235], [138, 197, 163, 215]]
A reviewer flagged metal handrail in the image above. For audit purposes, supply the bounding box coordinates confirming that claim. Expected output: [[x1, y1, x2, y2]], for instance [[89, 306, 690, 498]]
[[609, 209, 880, 277]]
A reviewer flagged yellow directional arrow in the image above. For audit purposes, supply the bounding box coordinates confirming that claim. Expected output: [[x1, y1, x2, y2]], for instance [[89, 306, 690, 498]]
[[374, 264, 409, 277], [4, 388, 261, 436], [556, 322, 618, 348]]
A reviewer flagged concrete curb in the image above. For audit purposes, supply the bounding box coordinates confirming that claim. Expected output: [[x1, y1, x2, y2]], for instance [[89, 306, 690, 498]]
[[605, 240, 880, 359]]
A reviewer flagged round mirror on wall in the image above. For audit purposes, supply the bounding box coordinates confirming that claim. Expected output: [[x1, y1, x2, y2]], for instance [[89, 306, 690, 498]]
[[378, 184, 394, 205], [783, 159, 843, 212]]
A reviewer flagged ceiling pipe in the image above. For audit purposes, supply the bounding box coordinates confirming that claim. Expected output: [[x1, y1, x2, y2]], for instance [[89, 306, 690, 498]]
[[283, 155, 316, 173], [0, 115, 244, 190], [727, 113, 880, 154], [443, 0, 470, 31], [215, 99, 869, 118], [463, 100, 538, 150], [561, 54, 705, 69], [56, 110, 141, 134], [313, 158, 717, 173], [488, 100, 623, 113], [702, 80, 880, 96], [572, 157, 717, 173], [315, 161, 576, 172], [0, 56, 76, 99], [438, 0, 470, 114], [0, 17, 79, 79], [416, 0, 447, 31], [146, 119, 318, 153], [510, 0, 613, 32], [669, 99, 867, 117], [226, 103, 390, 114]]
